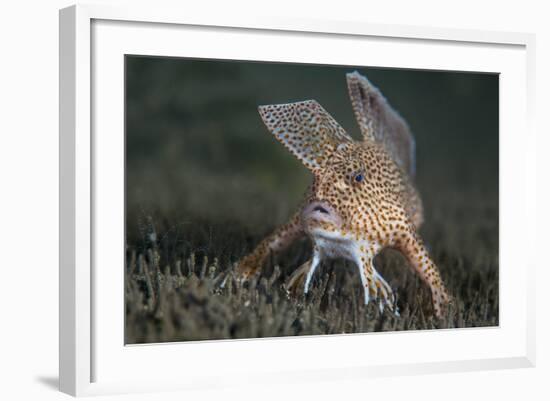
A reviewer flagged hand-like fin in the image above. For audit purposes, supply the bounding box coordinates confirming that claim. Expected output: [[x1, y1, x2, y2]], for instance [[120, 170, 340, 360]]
[[258, 100, 353, 172], [346, 71, 416, 177]]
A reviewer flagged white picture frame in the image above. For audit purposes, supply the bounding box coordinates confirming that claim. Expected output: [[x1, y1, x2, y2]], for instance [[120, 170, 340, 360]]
[[59, 3, 536, 397]]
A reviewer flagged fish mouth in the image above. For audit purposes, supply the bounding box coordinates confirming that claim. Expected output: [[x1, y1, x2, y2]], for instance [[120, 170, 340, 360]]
[[301, 201, 342, 229]]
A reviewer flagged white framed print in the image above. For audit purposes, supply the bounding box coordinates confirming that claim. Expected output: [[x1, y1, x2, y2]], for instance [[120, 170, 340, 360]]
[[59, 3, 536, 397]]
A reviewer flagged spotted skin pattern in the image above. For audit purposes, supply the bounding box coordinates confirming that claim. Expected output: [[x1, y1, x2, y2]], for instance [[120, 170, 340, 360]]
[[234, 72, 450, 318]]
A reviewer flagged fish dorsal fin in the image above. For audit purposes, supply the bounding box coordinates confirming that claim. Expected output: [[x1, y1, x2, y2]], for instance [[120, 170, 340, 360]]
[[346, 71, 416, 177], [258, 100, 353, 172]]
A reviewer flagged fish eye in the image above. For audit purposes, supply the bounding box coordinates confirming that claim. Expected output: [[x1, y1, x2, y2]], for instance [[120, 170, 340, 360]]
[[353, 172, 364, 183]]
